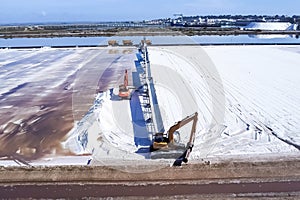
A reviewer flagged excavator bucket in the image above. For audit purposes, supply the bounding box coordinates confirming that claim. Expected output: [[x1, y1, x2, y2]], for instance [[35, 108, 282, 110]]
[[173, 145, 193, 166]]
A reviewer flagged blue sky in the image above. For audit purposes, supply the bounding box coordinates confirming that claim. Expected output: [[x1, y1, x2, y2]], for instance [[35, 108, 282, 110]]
[[1, 0, 299, 24]]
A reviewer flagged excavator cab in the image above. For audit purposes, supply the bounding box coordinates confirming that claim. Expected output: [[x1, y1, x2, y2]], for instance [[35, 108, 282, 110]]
[[152, 131, 181, 150], [152, 133, 169, 150]]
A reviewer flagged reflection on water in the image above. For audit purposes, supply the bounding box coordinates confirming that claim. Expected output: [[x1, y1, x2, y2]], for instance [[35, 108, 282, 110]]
[[191, 34, 300, 44]]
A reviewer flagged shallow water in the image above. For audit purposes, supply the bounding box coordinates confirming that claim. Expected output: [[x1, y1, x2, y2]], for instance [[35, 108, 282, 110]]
[[1, 35, 300, 48]]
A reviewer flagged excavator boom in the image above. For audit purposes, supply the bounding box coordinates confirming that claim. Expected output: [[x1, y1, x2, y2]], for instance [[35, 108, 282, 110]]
[[168, 112, 198, 144]]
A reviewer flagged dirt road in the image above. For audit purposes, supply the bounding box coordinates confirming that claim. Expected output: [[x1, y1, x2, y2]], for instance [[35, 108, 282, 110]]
[[0, 181, 299, 199], [0, 156, 299, 199]]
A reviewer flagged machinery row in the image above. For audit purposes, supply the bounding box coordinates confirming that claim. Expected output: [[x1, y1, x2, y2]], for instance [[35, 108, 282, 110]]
[[116, 40, 198, 166]]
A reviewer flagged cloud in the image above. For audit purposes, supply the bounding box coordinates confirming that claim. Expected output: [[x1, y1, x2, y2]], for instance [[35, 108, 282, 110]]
[[41, 11, 47, 17]]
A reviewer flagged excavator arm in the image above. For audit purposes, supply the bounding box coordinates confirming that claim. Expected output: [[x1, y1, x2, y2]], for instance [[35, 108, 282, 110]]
[[168, 112, 198, 144], [172, 112, 198, 166]]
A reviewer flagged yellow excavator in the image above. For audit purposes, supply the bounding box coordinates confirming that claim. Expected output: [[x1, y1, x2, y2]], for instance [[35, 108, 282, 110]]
[[150, 112, 198, 166], [152, 112, 198, 150]]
